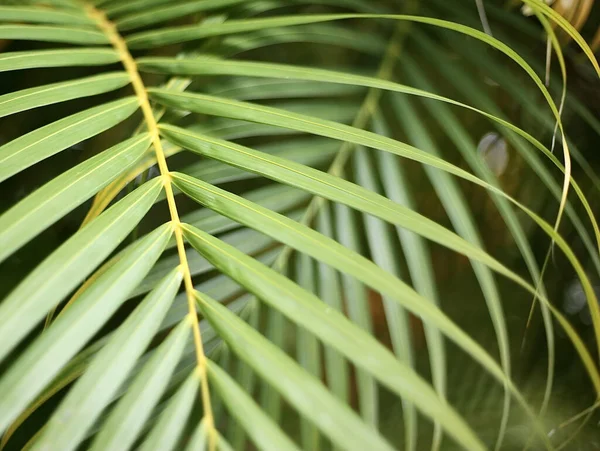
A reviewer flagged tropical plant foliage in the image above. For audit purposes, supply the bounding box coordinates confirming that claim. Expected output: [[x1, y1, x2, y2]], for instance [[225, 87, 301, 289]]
[[0, 0, 599, 449]]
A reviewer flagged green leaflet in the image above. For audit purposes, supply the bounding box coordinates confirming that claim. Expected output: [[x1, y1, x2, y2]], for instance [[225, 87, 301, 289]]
[[260, 306, 287, 424], [315, 206, 349, 404], [0, 223, 172, 432], [17, 0, 80, 8], [108, 0, 382, 20], [0, 179, 163, 364], [131, 225, 279, 298], [179, 98, 358, 137], [149, 90, 528, 192], [159, 126, 517, 278], [142, 123, 347, 208], [354, 149, 421, 449], [0, 134, 151, 263], [116, 0, 246, 31], [178, 184, 309, 244], [333, 203, 378, 429], [0, 6, 95, 26], [160, 250, 280, 332], [0, 340, 105, 449], [294, 252, 322, 450], [399, 47, 558, 417], [396, 94, 512, 449], [0, 72, 130, 118], [226, 304, 260, 450], [137, 55, 561, 163], [0, 97, 140, 183], [124, 14, 361, 48], [295, 0, 386, 13], [0, 48, 120, 72], [218, 435, 235, 451], [132, 112, 352, 208], [184, 419, 208, 451], [184, 225, 485, 450], [33, 268, 182, 451], [137, 370, 200, 451], [207, 361, 300, 451], [91, 312, 192, 451], [171, 152, 592, 443], [158, 125, 600, 344], [207, 77, 363, 101], [105, 0, 173, 17], [370, 117, 445, 450], [195, 290, 399, 451], [213, 24, 386, 56], [0, 24, 109, 45], [180, 137, 339, 189]]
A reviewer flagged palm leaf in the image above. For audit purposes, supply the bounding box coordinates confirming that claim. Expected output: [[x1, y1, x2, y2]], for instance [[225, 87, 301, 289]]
[[194, 289, 410, 451], [1, 1, 599, 450], [32, 267, 181, 451], [90, 314, 190, 451], [0, 47, 120, 71], [0, 97, 139, 183], [0, 134, 150, 262], [0, 223, 172, 432], [0, 180, 162, 363], [0, 6, 94, 26], [137, 367, 199, 451]]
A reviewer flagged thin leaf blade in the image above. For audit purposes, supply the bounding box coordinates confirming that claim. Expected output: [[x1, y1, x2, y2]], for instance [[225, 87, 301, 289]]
[[0, 223, 172, 432], [0, 97, 140, 183], [0, 134, 151, 263], [207, 361, 300, 451], [0, 72, 130, 118], [33, 267, 182, 451], [90, 318, 192, 451], [0, 179, 163, 364]]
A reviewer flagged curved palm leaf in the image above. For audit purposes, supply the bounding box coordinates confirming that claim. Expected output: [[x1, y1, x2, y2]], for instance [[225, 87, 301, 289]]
[[0, 1, 599, 450]]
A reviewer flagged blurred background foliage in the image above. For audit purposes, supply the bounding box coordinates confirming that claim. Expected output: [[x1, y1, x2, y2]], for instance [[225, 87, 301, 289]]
[[1, 0, 600, 449]]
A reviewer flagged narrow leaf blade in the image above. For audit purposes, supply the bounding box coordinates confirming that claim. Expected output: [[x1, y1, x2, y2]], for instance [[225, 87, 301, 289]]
[[0, 223, 172, 432], [0, 48, 120, 72], [90, 319, 192, 451], [33, 267, 182, 451], [0, 97, 139, 183], [207, 361, 300, 451], [0, 72, 130, 118], [0, 179, 163, 363], [0, 134, 151, 263]]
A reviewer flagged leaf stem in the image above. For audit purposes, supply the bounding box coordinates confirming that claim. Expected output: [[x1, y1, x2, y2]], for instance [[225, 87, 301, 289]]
[[85, 5, 216, 450]]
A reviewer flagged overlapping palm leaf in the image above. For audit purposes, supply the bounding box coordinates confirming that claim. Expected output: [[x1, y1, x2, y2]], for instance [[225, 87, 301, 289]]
[[0, 0, 599, 450]]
